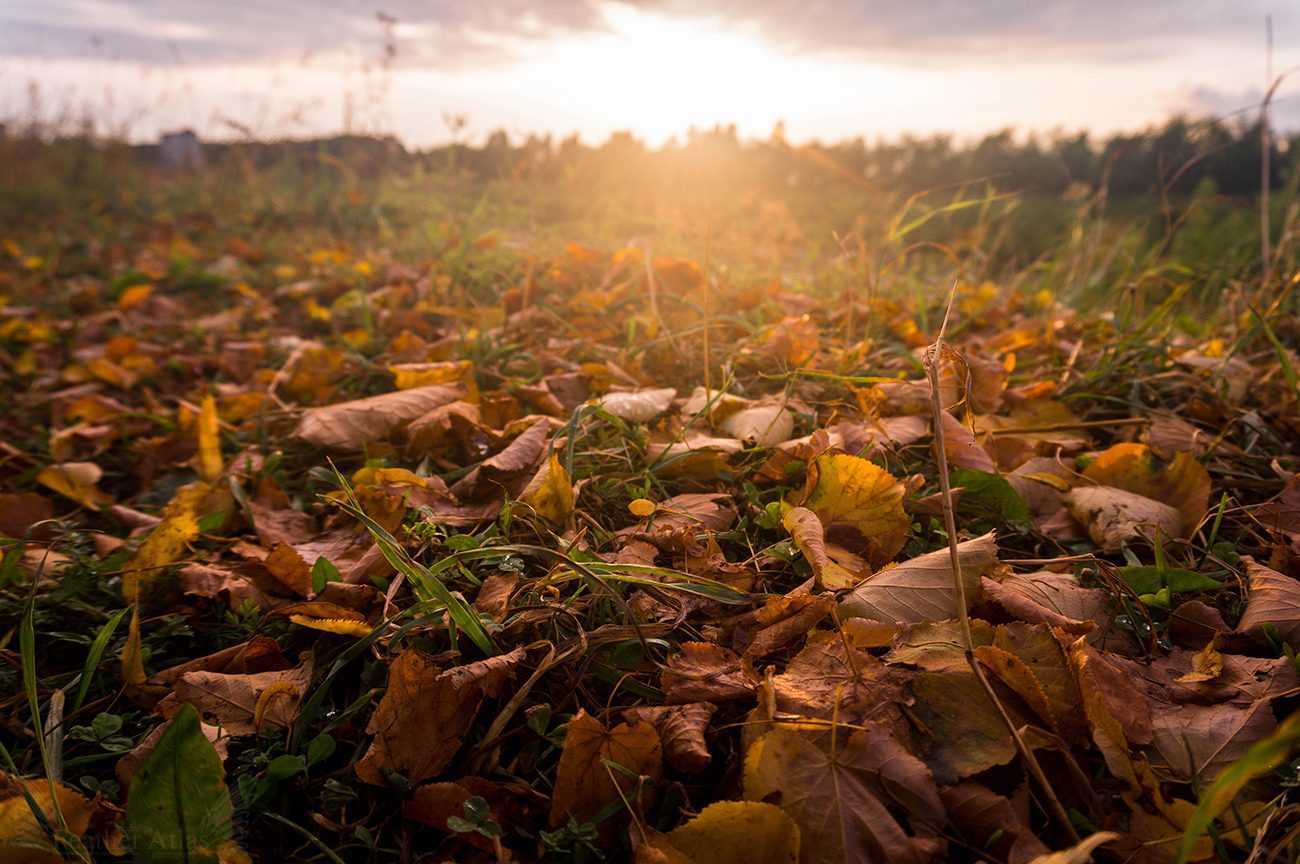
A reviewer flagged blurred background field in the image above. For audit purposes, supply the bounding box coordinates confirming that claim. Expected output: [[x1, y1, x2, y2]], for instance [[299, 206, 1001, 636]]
[[1, 112, 1296, 324]]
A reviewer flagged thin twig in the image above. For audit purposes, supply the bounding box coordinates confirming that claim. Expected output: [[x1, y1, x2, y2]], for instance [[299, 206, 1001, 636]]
[[925, 281, 1082, 846]]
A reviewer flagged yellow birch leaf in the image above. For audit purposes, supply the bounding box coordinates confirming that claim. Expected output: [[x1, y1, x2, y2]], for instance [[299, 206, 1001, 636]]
[[197, 394, 223, 483], [798, 454, 910, 563], [86, 357, 137, 389], [629, 498, 657, 518], [389, 361, 479, 403], [782, 506, 861, 590], [35, 462, 113, 509], [517, 454, 574, 530], [121, 488, 203, 602]]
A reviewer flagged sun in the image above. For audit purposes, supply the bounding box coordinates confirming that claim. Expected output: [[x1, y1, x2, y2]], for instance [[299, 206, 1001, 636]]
[[509, 2, 874, 144]]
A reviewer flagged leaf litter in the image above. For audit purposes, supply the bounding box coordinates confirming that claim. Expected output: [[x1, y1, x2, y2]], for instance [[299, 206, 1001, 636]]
[[2, 177, 1300, 864]]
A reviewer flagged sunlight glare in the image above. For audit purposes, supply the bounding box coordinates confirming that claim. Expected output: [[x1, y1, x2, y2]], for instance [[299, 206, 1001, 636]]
[[507, 2, 905, 144]]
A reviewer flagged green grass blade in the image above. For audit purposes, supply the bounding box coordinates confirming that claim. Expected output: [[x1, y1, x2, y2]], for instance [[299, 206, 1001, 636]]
[[71, 605, 131, 715]]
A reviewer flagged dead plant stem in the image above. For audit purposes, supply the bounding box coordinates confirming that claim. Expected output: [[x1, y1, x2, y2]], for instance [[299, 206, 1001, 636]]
[[926, 311, 1081, 846]]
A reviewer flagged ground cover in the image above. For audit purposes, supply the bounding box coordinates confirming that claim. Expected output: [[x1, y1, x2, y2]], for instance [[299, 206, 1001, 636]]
[[2, 136, 1300, 863]]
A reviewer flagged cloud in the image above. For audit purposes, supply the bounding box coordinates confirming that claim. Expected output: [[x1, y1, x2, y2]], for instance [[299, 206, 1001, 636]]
[[0, 0, 1283, 70], [0, 0, 605, 67]]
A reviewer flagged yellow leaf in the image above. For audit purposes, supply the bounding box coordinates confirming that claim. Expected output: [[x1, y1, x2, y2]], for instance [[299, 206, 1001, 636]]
[[389, 360, 475, 392], [782, 506, 862, 590], [629, 498, 657, 518], [253, 681, 302, 731], [517, 454, 574, 530], [289, 615, 375, 637], [641, 800, 800, 864], [36, 463, 113, 509], [196, 394, 223, 483], [798, 454, 910, 565], [0, 773, 99, 864], [86, 357, 137, 389], [122, 484, 205, 603], [116, 283, 154, 310], [352, 466, 427, 488]]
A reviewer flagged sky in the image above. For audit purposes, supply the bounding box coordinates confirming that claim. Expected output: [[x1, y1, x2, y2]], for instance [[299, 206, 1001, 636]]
[[3, 0, 1299, 148]]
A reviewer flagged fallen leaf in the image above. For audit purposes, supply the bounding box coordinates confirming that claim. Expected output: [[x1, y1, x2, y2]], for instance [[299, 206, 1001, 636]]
[[549, 709, 662, 843], [797, 453, 911, 567], [293, 382, 466, 449], [0, 772, 103, 864], [1062, 485, 1182, 550], [743, 723, 946, 864], [623, 703, 717, 774], [939, 781, 1051, 864], [1080, 443, 1210, 536], [1149, 700, 1277, 787], [598, 387, 676, 422], [1236, 557, 1300, 651], [637, 800, 799, 864], [515, 452, 574, 529], [35, 461, 113, 509], [838, 532, 996, 624], [169, 659, 314, 736], [782, 506, 862, 590], [356, 648, 524, 787]]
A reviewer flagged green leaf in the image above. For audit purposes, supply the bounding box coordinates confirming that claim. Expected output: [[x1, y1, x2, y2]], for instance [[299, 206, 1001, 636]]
[[463, 796, 491, 823], [311, 557, 340, 594], [950, 469, 1032, 532], [125, 704, 235, 864], [306, 733, 337, 767], [266, 754, 305, 781], [1120, 565, 1222, 595]]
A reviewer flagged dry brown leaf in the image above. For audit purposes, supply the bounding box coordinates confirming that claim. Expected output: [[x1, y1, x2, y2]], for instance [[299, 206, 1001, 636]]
[[743, 594, 836, 657], [649, 493, 736, 532], [1236, 557, 1300, 651], [356, 647, 525, 787], [293, 382, 466, 449], [938, 411, 997, 472], [782, 506, 862, 590], [1062, 485, 1182, 551], [939, 781, 1051, 864], [743, 723, 946, 864], [548, 709, 662, 843], [623, 703, 718, 774], [661, 642, 759, 704], [762, 641, 913, 740], [838, 532, 996, 625], [168, 659, 313, 736], [1148, 700, 1277, 787]]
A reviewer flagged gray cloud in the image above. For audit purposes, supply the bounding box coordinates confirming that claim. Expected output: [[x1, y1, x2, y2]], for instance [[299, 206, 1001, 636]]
[[1, 0, 604, 67], [0, 0, 1284, 69], [638, 0, 1278, 63]]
